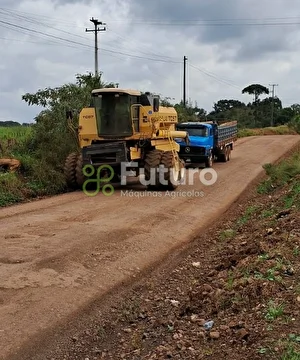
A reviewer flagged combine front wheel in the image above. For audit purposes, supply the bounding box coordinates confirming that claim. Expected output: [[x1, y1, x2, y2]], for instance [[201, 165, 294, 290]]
[[160, 151, 184, 190], [144, 149, 163, 189]]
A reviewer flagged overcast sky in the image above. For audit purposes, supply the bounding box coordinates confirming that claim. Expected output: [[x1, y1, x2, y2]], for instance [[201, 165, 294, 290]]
[[1, 0, 300, 124]]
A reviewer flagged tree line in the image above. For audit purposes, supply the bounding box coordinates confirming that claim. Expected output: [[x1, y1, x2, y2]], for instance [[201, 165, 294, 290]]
[[2, 74, 299, 132], [162, 84, 300, 128]]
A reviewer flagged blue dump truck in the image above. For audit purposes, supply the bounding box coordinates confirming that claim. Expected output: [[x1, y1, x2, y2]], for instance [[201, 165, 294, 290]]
[[175, 120, 238, 167]]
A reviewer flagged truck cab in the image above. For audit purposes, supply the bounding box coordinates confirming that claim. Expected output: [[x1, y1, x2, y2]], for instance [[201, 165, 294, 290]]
[[175, 122, 215, 166]]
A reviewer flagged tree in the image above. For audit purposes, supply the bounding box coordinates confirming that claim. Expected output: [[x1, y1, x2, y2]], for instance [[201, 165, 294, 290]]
[[212, 99, 246, 113], [290, 104, 300, 115], [288, 114, 300, 134], [173, 100, 206, 122], [160, 96, 175, 107], [242, 84, 270, 126], [0, 121, 21, 127], [276, 107, 295, 125], [242, 84, 269, 104]]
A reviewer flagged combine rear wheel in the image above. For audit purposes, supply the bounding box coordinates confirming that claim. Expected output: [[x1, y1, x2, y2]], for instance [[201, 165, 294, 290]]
[[75, 154, 85, 188], [64, 152, 79, 189]]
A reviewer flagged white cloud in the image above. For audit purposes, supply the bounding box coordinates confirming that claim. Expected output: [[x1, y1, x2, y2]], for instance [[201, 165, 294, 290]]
[[0, 0, 299, 123]]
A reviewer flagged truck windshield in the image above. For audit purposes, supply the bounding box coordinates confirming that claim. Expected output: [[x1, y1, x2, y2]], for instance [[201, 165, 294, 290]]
[[93, 93, 133, 136], [178, 126, 209, 137]]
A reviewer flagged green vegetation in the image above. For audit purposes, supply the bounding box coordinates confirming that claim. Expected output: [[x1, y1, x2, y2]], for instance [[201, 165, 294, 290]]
[[238, 125, 297, 138], [164, 84, 300, 129], [0, 72, 117, 207], [219, 228, 237, 240], [0, 76, 299, 207], [0, 126, 32, 140], [265, 300, 285, 321], [257, 150, 300, 200]]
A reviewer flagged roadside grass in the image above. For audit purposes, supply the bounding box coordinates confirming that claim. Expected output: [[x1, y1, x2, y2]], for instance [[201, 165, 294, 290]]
[[0, 125, 69, 207], [238, 125, 297, 138], [213, 150, 300, 359], [257, 150, 300, 198], [216, 148, 300, 241], [265, 300, 285, 321]]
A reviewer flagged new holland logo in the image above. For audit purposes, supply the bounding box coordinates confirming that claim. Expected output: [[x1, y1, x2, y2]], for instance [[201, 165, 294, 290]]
[[185, 147, 190, 153]]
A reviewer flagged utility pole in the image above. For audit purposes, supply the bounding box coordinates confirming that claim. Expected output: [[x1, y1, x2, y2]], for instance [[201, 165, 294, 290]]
[[183, 56, 187, 107], [269, 83, 278, 127], [86, 17, 106, 77]]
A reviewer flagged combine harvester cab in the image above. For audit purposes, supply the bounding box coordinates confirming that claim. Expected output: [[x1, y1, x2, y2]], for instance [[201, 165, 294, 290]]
[[175, 120, 238, 168], [64, 88, 189, 191]]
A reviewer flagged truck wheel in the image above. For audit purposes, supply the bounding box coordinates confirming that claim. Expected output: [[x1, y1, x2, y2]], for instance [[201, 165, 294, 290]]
[[144, 149, 163, 189], [220, 147, 228, 162], [160, 151, 183, 190], [205, 153, 213, 168], [64, 152, 79, 189], [227, 147, 231, 161]]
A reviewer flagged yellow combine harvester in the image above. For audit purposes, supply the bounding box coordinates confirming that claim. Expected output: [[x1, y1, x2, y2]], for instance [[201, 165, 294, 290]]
[[64, 88, 189, 190]]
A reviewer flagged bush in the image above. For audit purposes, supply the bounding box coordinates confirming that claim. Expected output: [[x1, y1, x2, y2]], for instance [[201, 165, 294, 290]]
[[288, 115, 300, 134]]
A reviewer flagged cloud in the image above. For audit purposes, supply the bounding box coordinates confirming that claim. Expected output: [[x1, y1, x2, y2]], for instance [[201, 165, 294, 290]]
[[0, 0, 299, 123]]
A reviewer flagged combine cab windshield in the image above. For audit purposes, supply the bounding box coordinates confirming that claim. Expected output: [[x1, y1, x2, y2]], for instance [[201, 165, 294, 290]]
[[93, 92, 133, 136], [177, 126, 209, 137]]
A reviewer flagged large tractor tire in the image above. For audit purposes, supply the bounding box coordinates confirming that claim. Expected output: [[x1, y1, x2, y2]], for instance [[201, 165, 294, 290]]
[[160, 151, 184, 190], [144, 150, 184, 190], [144, 149, 163, 189], [64, 152, 79, 189], [75, 154, 85, 188]]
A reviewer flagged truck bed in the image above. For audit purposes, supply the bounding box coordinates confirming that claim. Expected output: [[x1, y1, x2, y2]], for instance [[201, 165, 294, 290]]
[[216, 121, 238, 147]]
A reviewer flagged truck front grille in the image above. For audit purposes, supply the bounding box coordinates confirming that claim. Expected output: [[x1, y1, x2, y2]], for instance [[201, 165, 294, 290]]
[[179, 146, 205, 155]]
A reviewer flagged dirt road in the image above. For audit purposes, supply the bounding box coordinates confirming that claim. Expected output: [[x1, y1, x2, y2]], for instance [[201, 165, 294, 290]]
[[0, 135, 299, 359]]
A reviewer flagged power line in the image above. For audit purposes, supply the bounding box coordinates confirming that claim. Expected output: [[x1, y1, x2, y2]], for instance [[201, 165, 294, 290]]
[[104, 16, 300, 23], [189, 63, 241, 89], [125, 21, 300, 27], [0, 9, 89, 41], [0, 19, 182, 64], [0, 10, 177, 63], [107, 29, 177, 61], [0, 9, 178, 63], [2, 7, 300, 27], [3, 7, 300, 24], [0, 36, 79, 47], [0, 19, 94, 48]]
